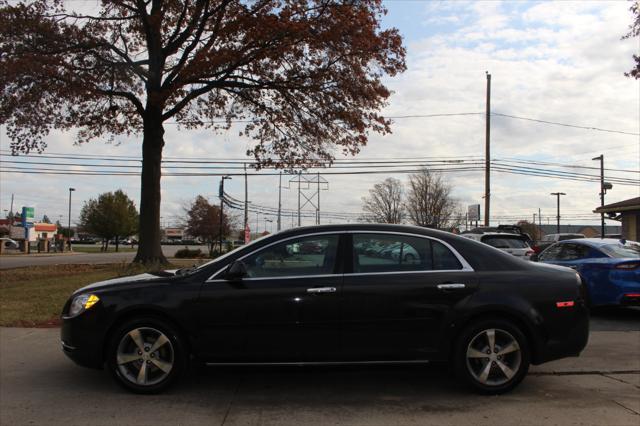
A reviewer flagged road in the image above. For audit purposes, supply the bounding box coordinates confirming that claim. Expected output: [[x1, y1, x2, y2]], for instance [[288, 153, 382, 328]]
[[0, 245, 211, 269], [0, 326, 638, 426]]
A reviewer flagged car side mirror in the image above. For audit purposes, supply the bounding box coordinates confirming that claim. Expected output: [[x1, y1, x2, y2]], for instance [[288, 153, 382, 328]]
[[225, 261, 248, 280]]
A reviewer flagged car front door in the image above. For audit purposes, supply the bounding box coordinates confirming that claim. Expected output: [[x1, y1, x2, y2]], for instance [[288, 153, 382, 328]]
[[341, 232, 478, 361], [196, 233, 344, 363]]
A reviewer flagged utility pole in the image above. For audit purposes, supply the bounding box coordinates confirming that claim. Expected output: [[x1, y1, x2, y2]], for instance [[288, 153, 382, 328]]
[[277, 172, 282, 231], [9, 193, 14, 219], [219, 176, 231, 253], [484, 72, 491, 227], [68, 188, 75, 251], [538, 208, 541, 228], [317, 172, 320, 225], [297, 172, 301, 227], [244, 164, 248, 236], [592, 155, 605, 238], [550, 192, 566, 234]]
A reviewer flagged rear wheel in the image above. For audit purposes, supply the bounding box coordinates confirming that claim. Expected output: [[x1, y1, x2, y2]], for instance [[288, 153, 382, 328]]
[[107, 317, 187, 394], [454, 318, 530, 394]]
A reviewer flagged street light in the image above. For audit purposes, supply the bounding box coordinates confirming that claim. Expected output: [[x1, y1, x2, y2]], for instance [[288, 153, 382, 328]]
[[219, 176, 232, 253], [68, 188, 75, 251], [550, 192, 566, 234], [592, 155, 613, 238]]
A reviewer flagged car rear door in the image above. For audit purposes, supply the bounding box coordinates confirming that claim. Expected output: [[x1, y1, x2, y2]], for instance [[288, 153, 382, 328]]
[[340, 232, 478, 361], [196, 233, 345, 362]]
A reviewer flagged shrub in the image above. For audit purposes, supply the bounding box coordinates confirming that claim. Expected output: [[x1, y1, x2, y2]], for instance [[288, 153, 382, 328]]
[[175, 247, 203, 258]]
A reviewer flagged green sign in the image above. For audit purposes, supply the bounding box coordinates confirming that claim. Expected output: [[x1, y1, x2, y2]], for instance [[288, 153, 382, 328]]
[[22, 207, 35, 224]]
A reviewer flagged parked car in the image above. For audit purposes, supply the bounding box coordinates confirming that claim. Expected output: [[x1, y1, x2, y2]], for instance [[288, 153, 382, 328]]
[[536, 238, 640, 307], [462, 232, 535, 260], [61, 224, 588, 395], [533, 233, 585, 254], [0, 237, 19, 250]]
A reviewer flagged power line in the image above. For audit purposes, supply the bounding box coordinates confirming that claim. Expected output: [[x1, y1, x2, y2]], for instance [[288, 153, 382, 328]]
[[492, 113, 640, 136]]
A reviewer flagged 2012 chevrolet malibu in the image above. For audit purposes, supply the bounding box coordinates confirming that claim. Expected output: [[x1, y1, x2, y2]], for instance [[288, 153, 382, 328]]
[[61, 224, 589, 394]]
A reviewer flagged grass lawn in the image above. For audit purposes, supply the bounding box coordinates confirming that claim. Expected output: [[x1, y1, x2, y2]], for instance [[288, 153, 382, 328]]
[[0, 260, 199, 327], [72, 245, 137, 253]]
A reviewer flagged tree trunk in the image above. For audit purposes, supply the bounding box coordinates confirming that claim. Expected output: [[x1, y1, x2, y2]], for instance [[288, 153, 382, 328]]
[[134, 106, 168, 265], [115, 235, 119, 252]]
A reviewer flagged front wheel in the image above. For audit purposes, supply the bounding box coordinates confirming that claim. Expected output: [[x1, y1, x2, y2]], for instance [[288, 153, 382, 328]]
[[107, 317, 187, 394], [454, 319, 530, 394]]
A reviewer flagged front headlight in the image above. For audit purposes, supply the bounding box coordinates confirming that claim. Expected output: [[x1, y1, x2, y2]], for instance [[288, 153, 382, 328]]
[[68, 294, 100, 317]]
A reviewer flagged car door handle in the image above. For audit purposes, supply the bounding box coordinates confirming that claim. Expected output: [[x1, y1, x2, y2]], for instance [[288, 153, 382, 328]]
[[306, 287, 337, 294], [437, 283, 466, 290]]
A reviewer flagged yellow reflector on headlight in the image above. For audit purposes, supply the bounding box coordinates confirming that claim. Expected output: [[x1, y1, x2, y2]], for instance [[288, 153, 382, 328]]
[[84, 294, 100, 309]]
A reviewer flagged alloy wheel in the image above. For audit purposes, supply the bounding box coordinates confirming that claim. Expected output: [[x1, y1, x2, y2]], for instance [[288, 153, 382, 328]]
[[116, 327, 174, 386], [465, 328, 522, 387]]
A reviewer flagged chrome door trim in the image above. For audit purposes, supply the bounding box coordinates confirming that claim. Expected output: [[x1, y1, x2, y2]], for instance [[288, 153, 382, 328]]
[[206, 229, 475, 282], [206, 231, 344, 282], [348, 230, 474, 272], [205, 359, 430, 367]]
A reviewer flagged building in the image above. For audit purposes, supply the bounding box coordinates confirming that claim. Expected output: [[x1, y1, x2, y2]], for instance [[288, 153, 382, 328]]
[[594, 197, 640, 241]]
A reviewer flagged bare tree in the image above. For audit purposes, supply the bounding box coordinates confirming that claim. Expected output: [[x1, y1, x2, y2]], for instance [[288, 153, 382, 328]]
[[405, 169, 459, 229], [361, 178, 404, 223]]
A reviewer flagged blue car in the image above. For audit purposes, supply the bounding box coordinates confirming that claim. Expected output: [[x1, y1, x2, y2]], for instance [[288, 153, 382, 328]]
[[538, 238, 640, 307]]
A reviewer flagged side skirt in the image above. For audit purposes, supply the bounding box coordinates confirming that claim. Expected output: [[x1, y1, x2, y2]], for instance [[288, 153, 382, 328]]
[[205, 360, 431, 367]]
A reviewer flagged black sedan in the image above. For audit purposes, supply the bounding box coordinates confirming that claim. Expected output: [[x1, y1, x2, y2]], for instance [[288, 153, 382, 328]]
[[61, 224, 589, 394]]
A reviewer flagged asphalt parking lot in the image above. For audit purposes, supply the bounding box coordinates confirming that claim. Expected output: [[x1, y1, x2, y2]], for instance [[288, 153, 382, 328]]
[[1, 308, 639, 426]]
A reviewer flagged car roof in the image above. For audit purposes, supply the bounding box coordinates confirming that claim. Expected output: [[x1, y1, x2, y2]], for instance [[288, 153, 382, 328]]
[[556, 238, 626, 248]]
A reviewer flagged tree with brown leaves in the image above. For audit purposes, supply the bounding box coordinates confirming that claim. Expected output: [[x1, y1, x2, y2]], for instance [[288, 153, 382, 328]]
[[0, 0, 405, 264], [184, 195, 230, 255]]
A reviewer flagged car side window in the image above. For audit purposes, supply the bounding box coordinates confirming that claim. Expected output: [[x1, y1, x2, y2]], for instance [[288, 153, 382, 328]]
[[242, 235, 340, 278], [432, 240, 463, 270], [539, 243, 562, 261], [352, 234, 462, 273], [559, 244, 589, 261]]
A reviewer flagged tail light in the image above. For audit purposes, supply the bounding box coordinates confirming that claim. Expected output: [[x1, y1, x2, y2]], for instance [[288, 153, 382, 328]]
[[615, 262, 640, 270]]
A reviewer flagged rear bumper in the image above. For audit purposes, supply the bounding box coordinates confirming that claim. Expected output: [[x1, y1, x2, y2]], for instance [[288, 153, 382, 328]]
[[620, 293, 640, 306], [533, 301, 590, 365]]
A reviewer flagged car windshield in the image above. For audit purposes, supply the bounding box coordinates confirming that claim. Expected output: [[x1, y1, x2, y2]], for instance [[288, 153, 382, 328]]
[[482, 236, 529, 249], [600, 241, 640, 259]]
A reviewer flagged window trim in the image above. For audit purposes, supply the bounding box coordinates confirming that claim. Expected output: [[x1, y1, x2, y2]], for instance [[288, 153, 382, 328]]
[[206, 230, 474, 282], [349, 231, 473, 274], [206, 231, 345, 281]]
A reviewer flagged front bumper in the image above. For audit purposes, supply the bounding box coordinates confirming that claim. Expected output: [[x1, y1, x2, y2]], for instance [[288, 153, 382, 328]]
[[60, 307, 109, 370]]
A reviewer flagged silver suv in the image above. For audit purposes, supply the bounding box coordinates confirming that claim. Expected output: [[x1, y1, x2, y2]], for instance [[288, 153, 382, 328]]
[[462, 232, 535, 260]]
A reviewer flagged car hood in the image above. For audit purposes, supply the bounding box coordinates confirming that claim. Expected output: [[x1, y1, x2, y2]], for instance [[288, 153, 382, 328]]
[[73, 271, 176, 295]]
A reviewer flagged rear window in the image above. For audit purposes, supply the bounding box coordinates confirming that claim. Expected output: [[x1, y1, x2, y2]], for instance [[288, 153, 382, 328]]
[[481, 236, 529, 249], [600, 241, 640, 259]]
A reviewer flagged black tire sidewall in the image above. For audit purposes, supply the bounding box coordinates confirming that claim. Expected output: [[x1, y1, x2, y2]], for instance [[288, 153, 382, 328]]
[[107, 316, 187, 394], [454, 318, 530, 394]]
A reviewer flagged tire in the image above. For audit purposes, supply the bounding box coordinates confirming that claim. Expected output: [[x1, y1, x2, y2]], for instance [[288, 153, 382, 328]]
[[454, 318, 530, 394], [106, 316, 188, 394]]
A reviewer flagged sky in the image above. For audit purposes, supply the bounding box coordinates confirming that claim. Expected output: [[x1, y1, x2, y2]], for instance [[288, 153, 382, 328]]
[[1, 0, 639, 233]]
